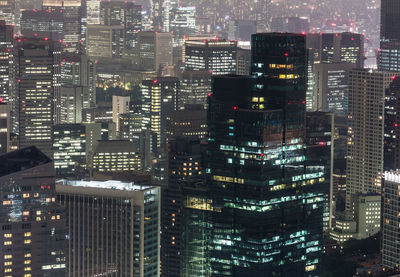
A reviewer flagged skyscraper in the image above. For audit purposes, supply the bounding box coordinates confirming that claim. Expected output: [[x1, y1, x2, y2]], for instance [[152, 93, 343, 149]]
[[137, 31, 173, 71], [17, 38, 61, 157], [379, 0, 400, 71], [385, 77, 400, 171], [186, 33, 328, 276], [184, 39, 237, 75], [347, 69, 399, 207], [0, 146, 66, 276], [56, 179, 160, 277]]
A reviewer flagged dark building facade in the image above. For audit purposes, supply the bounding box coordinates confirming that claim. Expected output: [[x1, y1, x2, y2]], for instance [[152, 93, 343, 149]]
[[182, 33, 327, 276], [0, 147, 66, 276]]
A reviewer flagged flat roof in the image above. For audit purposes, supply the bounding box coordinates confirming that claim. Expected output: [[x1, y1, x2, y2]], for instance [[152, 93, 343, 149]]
[[57, 179, 151, 192]]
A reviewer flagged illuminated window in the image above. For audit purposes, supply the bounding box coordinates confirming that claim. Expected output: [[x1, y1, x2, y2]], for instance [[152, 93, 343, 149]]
[[4, 261, 12, 266], [4, 241, 12, 245], [24, 253, 31, 258], [23, 211, 30, 216], [23, 193, 30, 198], [4, 268, 11, 272], [24, 232, 31, 237], [24, 274, 32, 277], [24, 267, 31, 271], [4, 255, 12, 259], [24, 239, 31, 244], [4, 233, 12, 238], [36, 211, 41, 215], [24, 260, 31, 264]]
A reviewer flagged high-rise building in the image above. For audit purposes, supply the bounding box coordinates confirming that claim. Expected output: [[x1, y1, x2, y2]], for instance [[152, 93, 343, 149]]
[[382, 170, 400, 269], [184, 39, 237, 74], [92, 140, 142, 174], [99, 1, 142, 55], [166, 104, 207, 139], [61, 53, 97, 108], [53, 124, 86, 178], [346, 69, 400, 207], [0, 21, 16, 134], [141, 77, 179, 152], [237, 47, 251, 75], [55, 86, 83, 124], [20, 10, 64, 42], [86, 0, 100, 24], [17, 38, 61, 158], [0, 102, 10, 154], [180, 70, 211, 108], [0, 146, 66, 276], [379, 0, 400, 71], [162, 137, 203, 277], [169, 6, 196, 47], [137, 31, 173, 71], [228, 20, 257, 43], [313, 62, 356, 115], [384, 77, 400, 171], [0, 0, 18, 29], [112, 95, 130, 132], [119, 112, 142, 142], [270, 17, 309, 34], [185, 33, 328, 276], [86, 25, 124, 59], [56, 179, 160, 277]]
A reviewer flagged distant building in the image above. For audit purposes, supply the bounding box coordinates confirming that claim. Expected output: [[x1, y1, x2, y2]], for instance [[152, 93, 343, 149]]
[[92, 140, 142, 173], [0, 147, 66, 276], [56, 179, 160, 277], [236, 47, 251, 75], [112, 95, 130, 132], [86, 25, 124, 59], [180, 70, 211, 108], [53, 124, 86, 178], [20, 10, 64, 41], [55, 86, 83, 124], [17, 38, 61, 158], [313, 62, 356, 115], [137, 31, 173, 71], [184, 39, 237, 74], [0, 103, 10, 154], [331, 193, 381, 243], [228, 19, 257, 43], [166, 104, 207, 139]]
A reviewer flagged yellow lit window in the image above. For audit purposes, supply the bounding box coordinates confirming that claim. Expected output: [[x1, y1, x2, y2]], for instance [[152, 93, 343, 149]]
[[4, 241, 12, 245], [33, 193, 39, 197], [4, 261, 12, 266], [4, 268, 11, 272], [23, 193, 29, 198], [269, 64, 276, 68], [36, 217, 41, 221], [36, 211, 41, 215], [305, 265, 316, 272], [252, 97, 259, 102], [24, 239, 31, 244], [279, 74, 286, 79], [24, 253, 31, 258], [4, 233, 12, 238], [24, 260, 31, 264], [23, 211, 30, 216], [24, 267, 31, 271], [4, 255, 12, 259], [3, 200, 11, 205], [24, 232, 31, 237], [24, 274, 32, 277]]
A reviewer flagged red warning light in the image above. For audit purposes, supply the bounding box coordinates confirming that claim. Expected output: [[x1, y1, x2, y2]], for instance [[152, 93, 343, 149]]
[[233, 106, 238, 110], [395, 123, 398, 127], [284, 53, 289, 57]]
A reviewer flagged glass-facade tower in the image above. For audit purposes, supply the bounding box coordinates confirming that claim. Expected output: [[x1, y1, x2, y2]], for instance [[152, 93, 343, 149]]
[[198, 33, 327, 276]]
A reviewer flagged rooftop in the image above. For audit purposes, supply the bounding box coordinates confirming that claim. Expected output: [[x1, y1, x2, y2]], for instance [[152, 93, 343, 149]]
[[57, 179, 151, 192]]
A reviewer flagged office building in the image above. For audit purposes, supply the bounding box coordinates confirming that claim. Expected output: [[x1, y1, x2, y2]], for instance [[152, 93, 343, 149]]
[[270, 17, 309, 34], [57, 179, 160, 277], [330, 193, 381, 243], [346, 70, 399, 207], [184, 33, 328, 276], [169, 6, 196, 47], [0, 21, 15, 133], [61, 53, 97, 108], [382, 171, 400, 269], [385, 77, 400, 171], [17, 38, 61, 158], [53, 124, 86, 178], [142, 77, 179, 153], [0, 0, 18, 29], [86, 25, 124, 59], [379, 0, 400, 71], [166, 104, 207, 139], [0, 146, 66, 276], [86, 0, 100, 24], [313, 62, 356, 115], [184, 39, 237, 75], [0, 103, 10, 154], [100, 1, 142, 55], [119, 112, 142, 142], [137, 31, 173, 71], [20, 10, 64, 42], [180, 70, 211, 108], [112, 95, 130, 132], [55, 86, 83, 124], [162, 137, 203, 277], [237, 47, 251, 75], [92, 140, 142, 173]]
